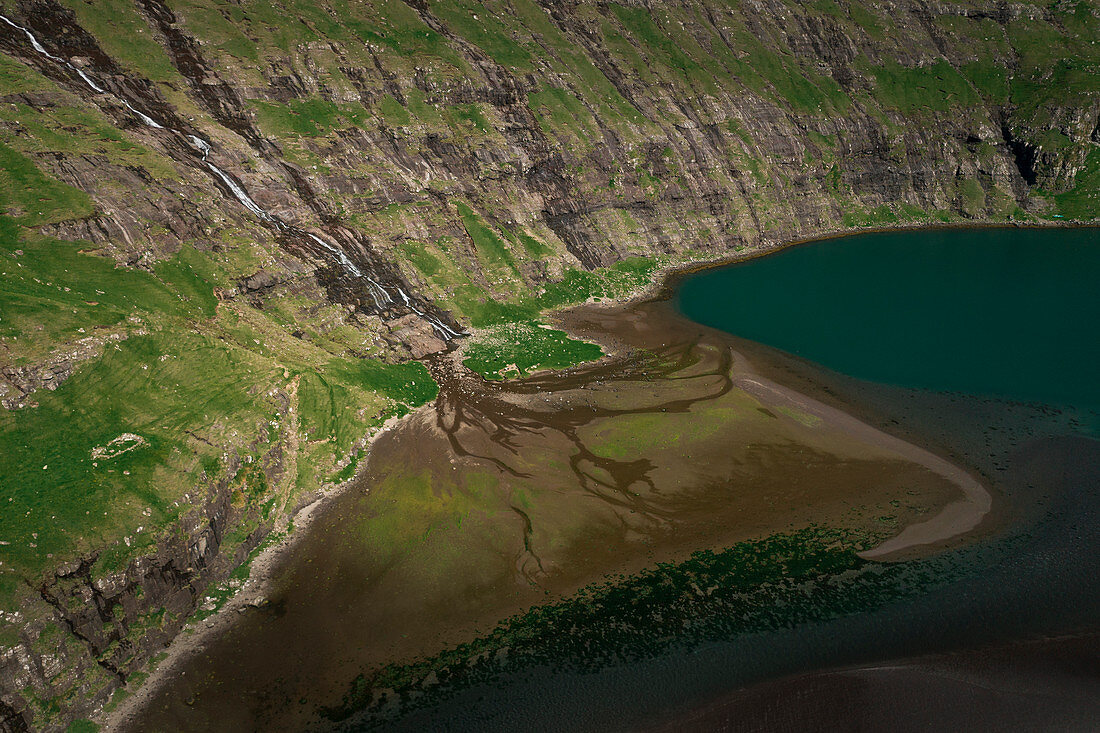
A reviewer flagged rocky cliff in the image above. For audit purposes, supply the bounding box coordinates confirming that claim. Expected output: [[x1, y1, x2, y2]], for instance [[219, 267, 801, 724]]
[[0, 0, 1096, 728]]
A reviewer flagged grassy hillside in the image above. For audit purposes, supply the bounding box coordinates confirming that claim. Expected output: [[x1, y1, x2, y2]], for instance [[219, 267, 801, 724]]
[[0, 0, 1096, 727]]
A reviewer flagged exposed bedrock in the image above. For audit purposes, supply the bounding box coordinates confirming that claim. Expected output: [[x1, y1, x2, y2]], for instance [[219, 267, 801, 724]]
[[0, 0, 1096, 727]]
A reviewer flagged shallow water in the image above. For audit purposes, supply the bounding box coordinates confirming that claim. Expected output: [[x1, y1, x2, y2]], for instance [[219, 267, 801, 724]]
[[366, 228, 1100, 731], [132, 295, 951, 731], [385, 431, 1100, 732], [130, 228, 1100, 731]]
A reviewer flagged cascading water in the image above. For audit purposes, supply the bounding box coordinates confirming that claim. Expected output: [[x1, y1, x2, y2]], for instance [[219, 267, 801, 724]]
[[0, 12, 463, 340]]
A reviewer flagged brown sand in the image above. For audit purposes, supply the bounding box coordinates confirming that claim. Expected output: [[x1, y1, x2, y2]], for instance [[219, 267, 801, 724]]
[[110, 292, 979, 731], [729, 365, 990, 559]]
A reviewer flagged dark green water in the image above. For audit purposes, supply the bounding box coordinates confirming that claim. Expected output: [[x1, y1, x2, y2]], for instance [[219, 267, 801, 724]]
[[145, 227, 1095, 731], [352, 227, 1100, 732], [677, 227, 1100, 413]]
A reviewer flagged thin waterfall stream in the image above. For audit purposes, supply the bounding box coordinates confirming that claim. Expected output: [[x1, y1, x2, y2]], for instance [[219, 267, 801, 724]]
[[0, 11, 462, 340]]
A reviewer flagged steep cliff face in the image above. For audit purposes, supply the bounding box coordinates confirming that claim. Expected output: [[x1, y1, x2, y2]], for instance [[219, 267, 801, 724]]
[[5, 0, 1099, 279], [0, 0, 1096, 728]]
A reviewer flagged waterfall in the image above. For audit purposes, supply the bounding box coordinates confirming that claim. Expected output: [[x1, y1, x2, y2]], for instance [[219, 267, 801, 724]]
[[0, 12, 463, 340]]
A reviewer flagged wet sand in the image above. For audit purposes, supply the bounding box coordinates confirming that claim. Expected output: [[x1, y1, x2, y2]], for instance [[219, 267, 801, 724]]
[[108, 288, 982, 731], [555, 300, 991, 560], [103, 411, 418, 731], [728, 367, 990, 559], [381, 433, 1098, 733]]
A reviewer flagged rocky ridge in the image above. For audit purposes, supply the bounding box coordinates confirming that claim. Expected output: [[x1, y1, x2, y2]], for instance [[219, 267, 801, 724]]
[[0, 0, 1096, 729]]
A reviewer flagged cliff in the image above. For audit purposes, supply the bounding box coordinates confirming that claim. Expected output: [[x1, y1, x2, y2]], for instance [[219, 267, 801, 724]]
[[0, 0, 1096, 728]]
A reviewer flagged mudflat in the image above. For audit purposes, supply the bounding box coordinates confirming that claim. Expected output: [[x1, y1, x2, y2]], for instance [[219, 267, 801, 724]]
[[123, 296, 970, 731]]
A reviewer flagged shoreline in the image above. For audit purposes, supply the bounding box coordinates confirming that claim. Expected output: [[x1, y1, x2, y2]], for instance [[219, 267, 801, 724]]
[[634, 220, 1097, 308], [554, 290, 993, 559], [545, 222, 1096, 553], [548, 307, 992, 560], [530, 220, 1097, 383], [459, 221, 1099, 362], [101, 407, 423, 732], [727, 353, 991, 559], [104, 220, 1081, 728]]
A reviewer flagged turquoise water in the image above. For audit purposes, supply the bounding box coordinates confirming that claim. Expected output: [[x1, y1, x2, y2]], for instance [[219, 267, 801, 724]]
[[676, 227, 1100, 412]]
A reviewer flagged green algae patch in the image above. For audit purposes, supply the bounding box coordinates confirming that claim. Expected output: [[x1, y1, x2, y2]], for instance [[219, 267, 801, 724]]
[[320, 525, 951, 725], [357, 469, 506, 562], [463, 322, 603, 379], [583, 399, 752, 461]]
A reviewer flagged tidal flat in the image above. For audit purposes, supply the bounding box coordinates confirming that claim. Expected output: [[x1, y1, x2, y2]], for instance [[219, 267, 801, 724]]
[[120, 279, 969, 731]]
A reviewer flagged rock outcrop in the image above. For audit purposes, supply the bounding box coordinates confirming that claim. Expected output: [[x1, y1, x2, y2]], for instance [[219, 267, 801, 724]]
[[0, 0, 1096, 728]]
